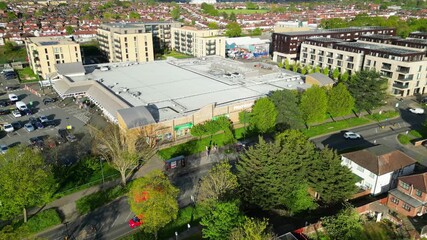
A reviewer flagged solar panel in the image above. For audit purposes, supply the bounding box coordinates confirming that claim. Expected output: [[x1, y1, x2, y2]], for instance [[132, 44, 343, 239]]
[[39, 41, 59, 46]]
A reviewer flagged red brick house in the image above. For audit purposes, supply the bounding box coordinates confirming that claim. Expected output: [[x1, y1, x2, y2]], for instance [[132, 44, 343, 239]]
[[387, 173, 427, 217]]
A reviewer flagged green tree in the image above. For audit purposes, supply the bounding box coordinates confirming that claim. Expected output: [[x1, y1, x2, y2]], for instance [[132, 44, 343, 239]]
[[6, 12, 16, 21], [284, 58, 290, 70], [221, 12, 228, 20], [300, 85, 328, 125], [292, 64, 298, 72], [0, 147, 55, 222], [201, 3, 219, 16], [340, 71, 349, 82], [229, 12, 236, 21], [225, 22, 242, 37], [65, 26, 74, 35], [3, 41, 16, 53], [250, 98, 277, 134], [332, 68, 340, 80], [0, 2, 7, 10], [315, 66, 321, 73], [320, 18, 348, 29], [229, 217, 274, 240], [198, 161, 238, 207], [207, 22, 219, 29], [129, 11, 140, 20], [171, 6, 180, 20], [287, 184, 317, 213], [301, 66, 308, 75], [200, 201, 243, 239], [269, 89, 304, 130], [327, 83, 355, 117], [345, 70, 388, 113], [245, 2, 259, 10], [128, 170, 179, 240], [323, 67, 330, 76], [249, 27, 262, 36], [321, 203, 363, 239], [191, 123, 208, 138]]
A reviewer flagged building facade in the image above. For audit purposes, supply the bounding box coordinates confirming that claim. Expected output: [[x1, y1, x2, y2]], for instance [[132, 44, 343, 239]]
[[299, 37, 427, 97], [25, 36, 82, 79], [387, 173, 427, 217], [272, 26, 395, 63], [171, 26, 226, 57]]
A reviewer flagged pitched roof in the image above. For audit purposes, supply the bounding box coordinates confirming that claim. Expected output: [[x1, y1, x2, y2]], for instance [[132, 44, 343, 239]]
[[56, 62, 85, 76], [117, 106, 156, 129], [399, 173, 427, 193], [342, 145, 416, 175]]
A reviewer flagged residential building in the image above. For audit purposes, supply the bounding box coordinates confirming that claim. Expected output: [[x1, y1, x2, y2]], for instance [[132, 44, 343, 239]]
[[52, 57, 308, 143], [299, 37, 427, 96], [341, 145, 416, 195], [97, 22, 181, 62], [272, 26, 395, 63], [171, 26, 226, 58], [25, 36, 82, 78], [273, 21, 317, 33], [409, 32, 427, 40], [388, 173, 427, 217]]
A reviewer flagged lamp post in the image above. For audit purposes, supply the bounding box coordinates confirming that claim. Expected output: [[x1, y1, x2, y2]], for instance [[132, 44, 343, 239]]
[[99, 157, 105, 185]]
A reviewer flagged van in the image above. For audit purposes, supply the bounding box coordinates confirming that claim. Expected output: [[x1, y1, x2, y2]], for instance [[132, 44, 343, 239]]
[[15, 101, 28, 111]]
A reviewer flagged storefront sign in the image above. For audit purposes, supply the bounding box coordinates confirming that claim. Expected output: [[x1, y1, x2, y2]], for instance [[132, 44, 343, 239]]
[[174, 122, 193, 131]]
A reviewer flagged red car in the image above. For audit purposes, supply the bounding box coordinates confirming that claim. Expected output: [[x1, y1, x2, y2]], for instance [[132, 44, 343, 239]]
[[129, 216, 142, 228]]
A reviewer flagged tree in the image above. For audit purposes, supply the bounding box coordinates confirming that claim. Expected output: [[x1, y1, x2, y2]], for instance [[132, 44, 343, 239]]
[[249, 27, 262, 36], [301, 66, 308, 75], [207, 22, 219, 29], [300, 85, 328, 125], [229, 12, 236, 21], [245, 2, 259, 10], [340, 71, 349, 82], [6, 12, 16, 21], [292, 64, 298, 72], [327, 83, 355, 118], [250, 98, 277, 134], [269, 89, 304, 130], [200, 201, 243, 239], [315, 66, 321, 73], [221, 12, 228, 20], [198, 161, 238, 207], [171, 6, 180, 20], [321, 203, 363, 239], [0, 147, 55, 222], [129, 170, 179, 240], [90, 124, 156, 186], [3, 41, 16, 53], [323, 67, 330, 76], [345, 70, 388, 113], [65, 26, 74, 35], [229, 217, 274, 240], [0, 2, 7, 10], [308, 148, 357, 204], [287, 184, 317, 213], [225, 22, 242, 37], [284, 58, 290, 70], [332, 68, 340, 80], [129, 11, 140, 20]]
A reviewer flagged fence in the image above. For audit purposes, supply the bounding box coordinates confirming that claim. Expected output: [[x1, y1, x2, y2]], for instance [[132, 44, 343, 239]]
[[54, 173, 120, 198], [24, 84, 42, 98]]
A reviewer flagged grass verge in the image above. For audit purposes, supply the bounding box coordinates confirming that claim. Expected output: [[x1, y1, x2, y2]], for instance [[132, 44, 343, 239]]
[[398, 134, 411, 145], [409, 130, 423, 138], [364, 111, 399, 122], [17, 67, 37, 81], [76, 186, 128, 215], [303, 117, 370, 138], [22, 209, 62, 234], [162, 50, 193, 60]]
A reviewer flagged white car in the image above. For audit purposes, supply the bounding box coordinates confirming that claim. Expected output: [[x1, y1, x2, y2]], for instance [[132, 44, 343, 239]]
[[39, 115, 48, 123], [0, 145, 8, 154], [12, 110, 21, 118], [3, 124, 14, 133], [15, 101, 28, 111], [344, 131, 362, 139], [409, 108, 424, 115], [8, 93, 18, 102]]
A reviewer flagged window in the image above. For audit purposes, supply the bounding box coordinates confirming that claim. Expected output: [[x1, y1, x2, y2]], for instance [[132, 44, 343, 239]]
[[402, 203, 411, 212], [391, 197, 399, 204], [134, 37, 137, 41], [54, 47, 59, 53], [356, 165, 364, 172], [45, 48, 48, 54], [55, 54, 60, 60], [416, 190, 422, 197], [400, 181, 410, 190], [56, 60, 60, 64], [369, 172, 375, 178]]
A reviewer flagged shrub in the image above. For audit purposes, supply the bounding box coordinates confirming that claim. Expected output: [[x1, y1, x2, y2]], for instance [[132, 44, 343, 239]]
[[409, 130, 422, 138], [76, 186, 128, 214], [398, 134, 411, 145]]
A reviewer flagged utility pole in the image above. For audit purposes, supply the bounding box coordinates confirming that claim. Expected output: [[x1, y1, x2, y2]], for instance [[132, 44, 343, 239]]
[[100, 158, 105, 185]]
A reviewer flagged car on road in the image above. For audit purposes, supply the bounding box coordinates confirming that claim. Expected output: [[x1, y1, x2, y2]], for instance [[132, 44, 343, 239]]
[[43, 97, 57, 105], [22, 108, 32, 115], [8, 93, 18, 102], [43, 119, 59, 128], [343, 131, 362, 139], [24, 123, 35, 132], [129, 216, 142, 229], [15, 101, 28, 111], [409, 108, 425, 114], [34, 121, 44, 129], [12, 110, 21, 118], [3, 123, 14, 133], [39, 115, 48, 123], [0, 109, 10, 115], [11, 121, 22, 130], [0, 145, 8, 154]]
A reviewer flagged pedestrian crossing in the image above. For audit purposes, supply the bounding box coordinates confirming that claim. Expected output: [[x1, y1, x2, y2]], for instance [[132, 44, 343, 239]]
[[62, 106, 91, 124]]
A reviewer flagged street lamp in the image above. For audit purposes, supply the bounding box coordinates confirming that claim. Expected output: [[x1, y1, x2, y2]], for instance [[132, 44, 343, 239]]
[[99, 157, 105, 185]]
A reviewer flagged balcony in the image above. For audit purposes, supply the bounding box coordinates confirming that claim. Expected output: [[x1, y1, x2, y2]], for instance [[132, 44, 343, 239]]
[[187, 34, 192, 38], [397, 66, 410, 74], [337, 61, 342, 66], [187, 43, 192, 48], [398, 74, 414, 81], [327, 59, 333, 64], [206, 46, 216, 51], [346, 57, 354, 62], [337, 55, 343, 60], [381, 63, 392, 70], [327, 53, 333, 58], [318, 51, 324, 56], [309, 50, 315, 54], [393, 83, 409, 89]]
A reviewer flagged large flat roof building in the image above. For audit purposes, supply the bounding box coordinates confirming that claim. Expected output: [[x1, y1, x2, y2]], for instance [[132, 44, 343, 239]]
[[272, 26, 396, 63], [25, 36, 82, 79], [53, 57, 309, 142]]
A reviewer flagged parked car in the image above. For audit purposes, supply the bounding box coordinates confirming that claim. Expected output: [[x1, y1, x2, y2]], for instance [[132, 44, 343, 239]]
[[43, 97, 57, 105], [15, 101, 27, 111], [43, 119, 59, 128], [66, 133, 77, 142], [0, 145, 8, 154], [11, 121, 22, 130], [343, 131, 362, 139], [12, 110, 21, 118], [3, 123, 14, 133], [129, 216, 142, 229], [0, 109, 10, 115], [8, 94, 18, 102], [22, 108, 32, 115], [35, 121, 44, 129], [29, 137, 44, 150], [409, 108, 425, 115], [24, 123, 35, 132], [39, 115, 48, 123]]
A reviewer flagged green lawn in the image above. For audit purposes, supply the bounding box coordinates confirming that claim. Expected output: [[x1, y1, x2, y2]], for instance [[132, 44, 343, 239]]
[[76, 186, 128, 215], [162, 50, 193, 60], [302, 117, 371, 138], [220, 9, 270, 14], [0, 46, 27, 64], [17, 67, 37, 81], [364, 110, 399, 122]]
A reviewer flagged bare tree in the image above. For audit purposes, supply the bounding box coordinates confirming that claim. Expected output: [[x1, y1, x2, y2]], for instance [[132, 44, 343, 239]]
[[90, 124, 157, 186]]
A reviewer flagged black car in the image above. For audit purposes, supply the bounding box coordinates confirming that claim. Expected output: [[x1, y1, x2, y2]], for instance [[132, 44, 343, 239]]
[[11, 121, 22, 130], [21, 109, 32, 116], [29, 136, 44, 150], [43, 119, 59, 128], [29, 117, 38, 125], [0, 109, 10, 115], [43, 97, 57, 105]]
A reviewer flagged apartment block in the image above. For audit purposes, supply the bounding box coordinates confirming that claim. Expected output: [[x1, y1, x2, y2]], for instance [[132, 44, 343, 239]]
[[300, 37, 427, 97], [25, 36, 82, 78], [409, 31, 427, 40], [97, 22, 182, 62], [272, 26, 395, 63], [171, 26, 226, 58]]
